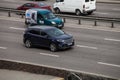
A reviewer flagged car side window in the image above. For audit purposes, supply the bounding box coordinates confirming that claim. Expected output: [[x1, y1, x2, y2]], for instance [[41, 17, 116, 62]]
[[38, 14, 43, 20], [40, 31, 47, 37], [29, 30, 40, 35], [56, 0, 64, 2], [85, 0, 89, 2]]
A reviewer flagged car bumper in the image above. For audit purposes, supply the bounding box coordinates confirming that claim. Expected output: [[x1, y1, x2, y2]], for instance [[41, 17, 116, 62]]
[[83, 9, 96, 13], [58, 42, 74, 49]]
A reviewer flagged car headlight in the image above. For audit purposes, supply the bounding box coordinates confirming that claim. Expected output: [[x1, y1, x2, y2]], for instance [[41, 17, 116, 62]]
[[57, 39, 65, 43], [51, 21, 56, 24]]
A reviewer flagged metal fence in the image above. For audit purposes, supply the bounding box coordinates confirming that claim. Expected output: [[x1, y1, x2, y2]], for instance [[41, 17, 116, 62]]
[[0, 7, 120, 28]]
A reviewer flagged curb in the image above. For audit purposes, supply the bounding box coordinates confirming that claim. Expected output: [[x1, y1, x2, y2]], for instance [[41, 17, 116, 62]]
[[0, 59, 118, 80]]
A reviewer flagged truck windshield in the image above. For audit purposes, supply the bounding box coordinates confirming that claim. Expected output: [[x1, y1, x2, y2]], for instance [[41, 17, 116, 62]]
[[43, 12, 56, 19]]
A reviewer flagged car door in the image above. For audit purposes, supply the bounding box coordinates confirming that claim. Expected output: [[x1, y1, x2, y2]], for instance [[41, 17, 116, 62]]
[[29, 29, 41, 45], [22, 3, 34, 10], [39, 31, 50, 47], [56, 0, 66, 12], [84, 0, 96, 11]]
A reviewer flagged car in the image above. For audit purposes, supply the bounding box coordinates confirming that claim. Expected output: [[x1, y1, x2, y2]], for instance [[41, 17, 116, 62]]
[[17, 2, 51, 11], [25, 8, 64, 29], [23, 25, 74, 52]]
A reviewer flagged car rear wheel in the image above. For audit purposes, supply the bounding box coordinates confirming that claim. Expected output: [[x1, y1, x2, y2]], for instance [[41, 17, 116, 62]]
[[75, 10, 81, 16], [50, 43, 57, 52], [55, 8, 60, 14], [25, 40, 32, 48]]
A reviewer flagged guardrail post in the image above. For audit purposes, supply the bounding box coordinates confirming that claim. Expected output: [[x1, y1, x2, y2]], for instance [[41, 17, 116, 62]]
[[21, 13, 24, 18], [63, 18, 66, 23], [111, 22, 114, 28], [78, 19, 81, 25], [8, 11, 11, 17], [94, 20, 97, 26]]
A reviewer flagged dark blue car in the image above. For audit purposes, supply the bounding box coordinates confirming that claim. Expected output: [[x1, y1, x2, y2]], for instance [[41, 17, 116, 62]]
[[23, 25, 74, 52]]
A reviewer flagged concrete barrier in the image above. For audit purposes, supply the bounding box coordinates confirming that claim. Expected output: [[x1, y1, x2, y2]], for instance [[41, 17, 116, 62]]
[[0, 60, 118, 80]]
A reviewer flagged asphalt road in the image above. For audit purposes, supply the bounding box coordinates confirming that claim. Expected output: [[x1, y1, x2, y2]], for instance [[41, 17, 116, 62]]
[[0, 16, 120, 79], [0, 0, 120, 18]]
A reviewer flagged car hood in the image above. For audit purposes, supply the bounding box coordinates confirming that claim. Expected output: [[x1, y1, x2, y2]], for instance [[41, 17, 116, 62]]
[[48, 17, 62, 24], [55, 34, 72, 40]]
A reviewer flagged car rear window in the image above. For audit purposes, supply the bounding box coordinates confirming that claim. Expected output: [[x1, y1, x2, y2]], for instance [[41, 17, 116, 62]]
[[85, 0, 89, 2], [91, 0, 94, 1]]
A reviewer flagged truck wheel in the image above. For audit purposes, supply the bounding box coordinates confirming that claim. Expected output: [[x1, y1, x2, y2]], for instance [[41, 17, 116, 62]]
[[75, 10, 81, 16], [55, 8, 60, 14]]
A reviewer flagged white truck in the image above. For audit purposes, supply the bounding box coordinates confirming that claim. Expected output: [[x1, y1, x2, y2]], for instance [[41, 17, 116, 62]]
[[53, 0, 96, 15]]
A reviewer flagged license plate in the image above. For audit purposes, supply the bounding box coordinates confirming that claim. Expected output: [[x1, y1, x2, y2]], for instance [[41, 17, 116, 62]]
[[68, 43, 72, 45]]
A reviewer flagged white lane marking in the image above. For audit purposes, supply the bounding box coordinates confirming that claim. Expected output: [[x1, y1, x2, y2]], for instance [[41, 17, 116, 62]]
[[40, 53, 59, 58], [98, 62, 120, 68], [95, 12, 109, 15], [10, 27, 25, 30], [0, 47, 7, 49], [104, 38, 120, 42], [76, 45, 98, 50], [0, 16, 120, 33], [112, 8, 120, 11]]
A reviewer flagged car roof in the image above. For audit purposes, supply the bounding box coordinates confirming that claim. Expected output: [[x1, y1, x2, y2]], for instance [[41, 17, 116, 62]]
[[29, 8, 50, 14], [28, 25, 56, 31]]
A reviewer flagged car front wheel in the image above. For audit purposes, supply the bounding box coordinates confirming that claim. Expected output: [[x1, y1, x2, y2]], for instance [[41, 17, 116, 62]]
[[25, 40, 32, 48], [50, 43, 57, 52]]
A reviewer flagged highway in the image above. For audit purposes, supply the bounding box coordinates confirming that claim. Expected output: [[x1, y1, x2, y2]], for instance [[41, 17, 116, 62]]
[[0, 0, 120, 79], [0, 16, 120, 79], [0, 0, 120, 18]]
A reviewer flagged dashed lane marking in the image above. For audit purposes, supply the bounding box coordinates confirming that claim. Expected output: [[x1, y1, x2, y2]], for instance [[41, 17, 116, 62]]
[[94, 12, 109, 15], [10, 27, 25, 30], [104, 38, 120, 42], [40, 53, 60, 58], [0, 47, 7, 49], [0, 16, 120, 33], [98, 62, 120, 68], [76, 45, 98, 50]]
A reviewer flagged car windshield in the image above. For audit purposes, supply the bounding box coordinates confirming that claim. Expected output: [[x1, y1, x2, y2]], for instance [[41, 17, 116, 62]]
[[46, 28, 65, 37], [43, 12, 56, 19]]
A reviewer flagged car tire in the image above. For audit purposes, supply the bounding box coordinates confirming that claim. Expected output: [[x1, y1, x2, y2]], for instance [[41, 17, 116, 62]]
[[55, 8, 60, 14], [50, 43, 57, 52], [25, 40, 32, 48], [75, 10, 81, 16]]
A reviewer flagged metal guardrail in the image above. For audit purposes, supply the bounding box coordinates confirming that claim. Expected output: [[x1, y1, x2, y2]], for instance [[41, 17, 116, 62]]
[[0, 7, 25, 18], [0, 7, 120, 28]]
